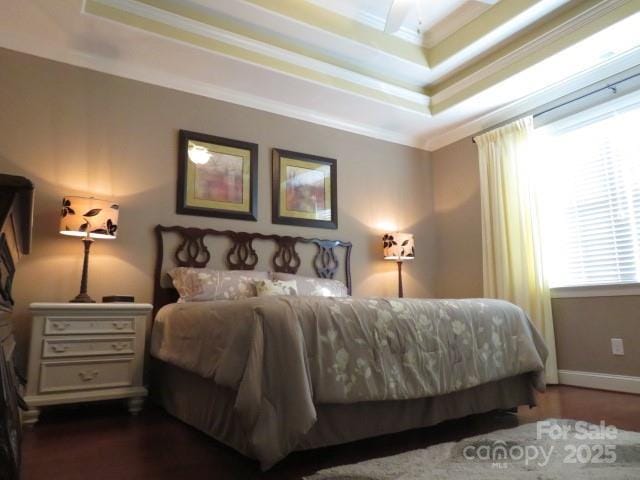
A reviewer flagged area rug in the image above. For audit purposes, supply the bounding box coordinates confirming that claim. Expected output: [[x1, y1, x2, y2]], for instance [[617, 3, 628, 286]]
[[305, 419, 640, 479]]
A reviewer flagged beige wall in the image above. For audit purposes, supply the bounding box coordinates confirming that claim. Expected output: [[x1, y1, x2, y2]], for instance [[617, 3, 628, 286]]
[[0, 48, 435, 367], [432, 136, 640, 378], [552, 296, 640, 377], [431, 136, 483, 298]]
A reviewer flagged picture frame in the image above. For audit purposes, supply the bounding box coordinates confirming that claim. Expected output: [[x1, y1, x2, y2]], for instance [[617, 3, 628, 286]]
[[272, 148, 337, 229], [177, 130, 258, 221]]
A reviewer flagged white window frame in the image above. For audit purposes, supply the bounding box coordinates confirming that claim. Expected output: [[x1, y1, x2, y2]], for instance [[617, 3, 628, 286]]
[[538, 88, 640, 298], [550, 283, 640, 298]]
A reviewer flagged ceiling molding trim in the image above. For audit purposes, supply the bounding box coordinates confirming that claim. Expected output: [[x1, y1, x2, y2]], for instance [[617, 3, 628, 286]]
[[137, 0, 427, 93], [422, 2, 493, 49], [303, 0, 426, 46], [429, 0, 638, 114], [94, 0, 429, 105], [84, 0, 431, 114], [427, 0, 543, 68], [0, 33, 425, 150], [424, 47, 640, 151], [283, 0, 500, 50], [426, 0, 571, 80], [245, 0, 566, 75], [242, 0, 429, 67]]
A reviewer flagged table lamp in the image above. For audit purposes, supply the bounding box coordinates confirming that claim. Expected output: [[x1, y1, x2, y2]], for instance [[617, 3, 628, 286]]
[[60, 196, 119, 303], [382, 232, 414, 298]]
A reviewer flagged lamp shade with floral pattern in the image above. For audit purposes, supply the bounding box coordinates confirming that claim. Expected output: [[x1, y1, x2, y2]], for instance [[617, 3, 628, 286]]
[[60, 196, 119, 240], [382, 232, 415, 260]]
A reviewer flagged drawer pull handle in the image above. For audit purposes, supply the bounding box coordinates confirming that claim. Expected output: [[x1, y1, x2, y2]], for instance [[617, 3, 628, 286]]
[[78, 370, 99, 382], [112, 322, 127, 330], [111, 342, 128, 351], [52, 322, 70, 331], [51, 345, 68, 353]]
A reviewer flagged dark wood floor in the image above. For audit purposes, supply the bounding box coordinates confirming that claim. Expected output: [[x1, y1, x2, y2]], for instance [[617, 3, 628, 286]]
[[21, 386, 640, 480]]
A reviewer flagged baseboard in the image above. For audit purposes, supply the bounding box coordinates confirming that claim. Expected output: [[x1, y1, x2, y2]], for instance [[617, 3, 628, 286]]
[[558, 369, 640, 394]]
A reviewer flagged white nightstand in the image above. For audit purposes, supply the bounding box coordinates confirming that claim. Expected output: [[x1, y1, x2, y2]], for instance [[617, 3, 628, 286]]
[[23, 302, 152, 425]]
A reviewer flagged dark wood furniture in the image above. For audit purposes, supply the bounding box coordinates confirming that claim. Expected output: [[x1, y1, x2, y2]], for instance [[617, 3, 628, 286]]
[[153, 224, 352, 314], [0, 174, 33, 480]]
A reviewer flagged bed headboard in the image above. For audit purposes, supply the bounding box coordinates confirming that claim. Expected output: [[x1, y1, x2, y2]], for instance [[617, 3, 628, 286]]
[[153, 225, 352, 314]]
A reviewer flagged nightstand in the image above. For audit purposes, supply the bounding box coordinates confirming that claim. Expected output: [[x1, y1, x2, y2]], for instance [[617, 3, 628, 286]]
[[23, 302, 152, 425]]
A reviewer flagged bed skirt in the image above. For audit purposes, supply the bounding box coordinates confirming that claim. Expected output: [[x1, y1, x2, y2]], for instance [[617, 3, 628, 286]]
[[149, 359, 537, 464]]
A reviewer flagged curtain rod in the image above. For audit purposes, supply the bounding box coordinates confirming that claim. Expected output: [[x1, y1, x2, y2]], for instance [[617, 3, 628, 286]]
[[471, 71, 640, 143]]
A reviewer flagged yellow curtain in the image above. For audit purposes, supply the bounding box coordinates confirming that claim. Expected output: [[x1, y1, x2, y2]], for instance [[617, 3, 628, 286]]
[[475, 117, 558, 384]]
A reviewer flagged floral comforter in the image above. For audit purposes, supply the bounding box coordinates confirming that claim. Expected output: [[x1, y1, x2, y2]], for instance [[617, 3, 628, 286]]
[[151, 296, 547, 469]]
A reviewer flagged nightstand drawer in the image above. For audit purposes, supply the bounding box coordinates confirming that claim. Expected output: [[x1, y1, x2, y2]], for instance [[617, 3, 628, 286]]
[[42, 337, 135, 358], [44, 316, 135, 335], [39, 358, 134, 393]]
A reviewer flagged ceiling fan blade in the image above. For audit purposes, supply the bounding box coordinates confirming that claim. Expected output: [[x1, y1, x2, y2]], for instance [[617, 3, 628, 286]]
[[384, 0, 414, 34]]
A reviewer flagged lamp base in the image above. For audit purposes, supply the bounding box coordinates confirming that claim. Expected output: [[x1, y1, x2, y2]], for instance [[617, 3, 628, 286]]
[[69, 292, 96, 303], [71, 237, 95, 303], [397, 261, 404, 298]]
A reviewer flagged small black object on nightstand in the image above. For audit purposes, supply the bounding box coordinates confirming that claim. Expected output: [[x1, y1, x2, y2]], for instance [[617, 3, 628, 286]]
[[102, 295, 135, 303]]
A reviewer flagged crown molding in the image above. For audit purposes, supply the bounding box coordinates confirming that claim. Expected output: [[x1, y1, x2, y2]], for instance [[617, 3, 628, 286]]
[[4, 22, 639, 154], [139, 0, 431, 88], [85, 0, 431, 114], [0, 33, 425, 150], [425, 46, 640, 150], [422, 1, 494, 49], [430, 0, 634, 113], [427, 0, 578, 76], [303, 0, 427, 46], [314, 0, 495, 50], [244, 0, 429, 66], [87, 0, 616, 118]]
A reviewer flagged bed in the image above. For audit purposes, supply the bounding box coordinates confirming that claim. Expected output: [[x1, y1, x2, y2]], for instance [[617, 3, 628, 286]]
[[149, 225, 548, 470]]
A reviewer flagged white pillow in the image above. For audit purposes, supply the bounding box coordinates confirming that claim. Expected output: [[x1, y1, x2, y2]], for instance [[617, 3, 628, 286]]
[[254, 279, 298, 297], [169, 268, 269, 302], [270, 273, 348, 297]]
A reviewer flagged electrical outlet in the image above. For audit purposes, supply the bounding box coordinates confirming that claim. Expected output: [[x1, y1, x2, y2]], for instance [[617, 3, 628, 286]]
[[611, 338, 624, 356]]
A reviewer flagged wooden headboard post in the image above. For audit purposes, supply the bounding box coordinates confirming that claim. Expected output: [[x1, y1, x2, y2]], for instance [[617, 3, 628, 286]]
[[152, 225, 352, 315]]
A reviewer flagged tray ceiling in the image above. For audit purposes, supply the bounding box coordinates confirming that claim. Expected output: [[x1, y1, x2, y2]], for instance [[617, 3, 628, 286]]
[[1, 0, 639, 150], [304, 0, 495, 47]]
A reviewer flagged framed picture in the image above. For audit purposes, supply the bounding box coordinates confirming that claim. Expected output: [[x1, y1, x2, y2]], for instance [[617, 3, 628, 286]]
[[272, 148, 337, 229], [177, 130, 258, 221]]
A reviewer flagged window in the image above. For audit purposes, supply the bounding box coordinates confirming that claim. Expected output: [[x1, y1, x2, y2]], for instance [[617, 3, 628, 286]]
[[535, 100, 640, 288]]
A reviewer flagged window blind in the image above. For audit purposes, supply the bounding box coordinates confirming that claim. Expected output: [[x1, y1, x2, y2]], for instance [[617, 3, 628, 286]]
[[536, 105, 640, 287]]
